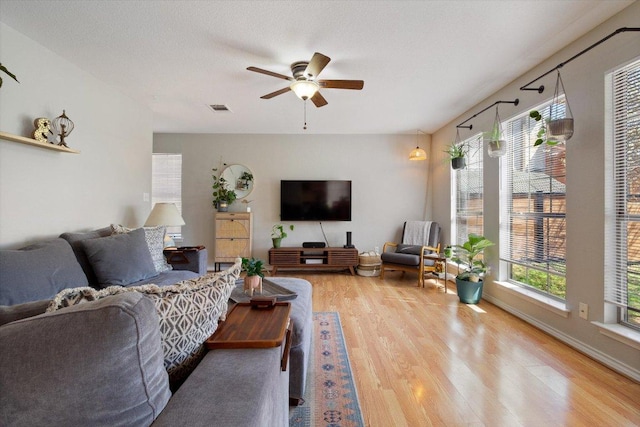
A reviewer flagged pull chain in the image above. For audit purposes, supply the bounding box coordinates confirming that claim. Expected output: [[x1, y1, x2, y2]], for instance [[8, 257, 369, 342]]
[[303, 100, 308, 130]]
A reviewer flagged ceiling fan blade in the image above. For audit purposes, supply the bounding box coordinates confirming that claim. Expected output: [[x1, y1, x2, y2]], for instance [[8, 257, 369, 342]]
[[318, 80, 364, 90], [260, 87, 291, 99], [247, 66, 293, 81], [304, 52, 331, 79], [310, 91, 328, 108]]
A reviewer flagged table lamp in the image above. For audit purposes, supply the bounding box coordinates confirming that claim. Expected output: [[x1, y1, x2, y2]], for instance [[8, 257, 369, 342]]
[[144, 203, 185, 247]]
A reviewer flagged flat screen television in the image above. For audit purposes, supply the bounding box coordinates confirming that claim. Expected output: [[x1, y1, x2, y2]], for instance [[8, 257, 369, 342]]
[[280, 180, 352, 221]]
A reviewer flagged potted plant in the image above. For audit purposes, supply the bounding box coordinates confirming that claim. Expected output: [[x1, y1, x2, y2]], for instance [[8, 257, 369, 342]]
[[530, 110, 563, 147], [241, 257, 266, 296], [485, 108, 507, 158], [451, 233, 494, 304], [212, 169, 237, 211], [444, 142, 467, 170], [271, 224, 294, 248]]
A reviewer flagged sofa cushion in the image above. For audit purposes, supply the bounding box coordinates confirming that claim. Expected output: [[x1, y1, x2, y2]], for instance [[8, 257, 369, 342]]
[[48, 259, 242, 389], [81, 228, 157, 286], [0, 299, 50, 326], [112, 224, 172, 274], [0, 292, 171, 426], [0, 238, 88, 306], [59, 226, 113, 285]]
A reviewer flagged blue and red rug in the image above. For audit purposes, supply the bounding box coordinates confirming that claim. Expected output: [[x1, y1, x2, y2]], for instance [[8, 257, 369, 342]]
[[290, 312, 364, 427]]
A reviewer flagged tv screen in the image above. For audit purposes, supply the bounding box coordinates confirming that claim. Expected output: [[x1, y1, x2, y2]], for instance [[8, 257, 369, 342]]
[[280, 180, 352, 221]]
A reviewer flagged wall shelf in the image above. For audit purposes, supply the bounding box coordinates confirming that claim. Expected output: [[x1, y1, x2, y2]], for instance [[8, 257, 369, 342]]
[[0, 131, 80, 154]]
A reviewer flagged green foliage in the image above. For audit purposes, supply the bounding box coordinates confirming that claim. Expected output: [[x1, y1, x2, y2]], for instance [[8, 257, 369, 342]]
[[451, 233, 494, 281], [271, 223, 294, 239], [444, 141, 468, 159], [0, 63, 19, 88], [511, 265, 566, 299], [529, 110, 559, 147], [212, 168, 237, 207], [241, 257, 265, 278]]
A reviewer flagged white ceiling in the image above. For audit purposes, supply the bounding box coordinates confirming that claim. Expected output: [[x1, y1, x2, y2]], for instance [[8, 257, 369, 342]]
[[0, 0, 633, 134]]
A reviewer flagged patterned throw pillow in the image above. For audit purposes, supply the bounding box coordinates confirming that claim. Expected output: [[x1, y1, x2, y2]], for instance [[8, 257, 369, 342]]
[[47, 259, 241, 389], [111, 224, 172, 274]]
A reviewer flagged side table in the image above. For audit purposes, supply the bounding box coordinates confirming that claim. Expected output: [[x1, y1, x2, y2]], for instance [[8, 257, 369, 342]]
[[205, 302, 293, 371], [424, 253, 448, 292], [163, 246, 207, 275]]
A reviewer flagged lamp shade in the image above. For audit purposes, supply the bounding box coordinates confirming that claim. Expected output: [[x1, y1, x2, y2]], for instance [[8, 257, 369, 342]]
[[409, 146, 427, 161], [144, 203, 185, 227], [290, 80, 319, 100]]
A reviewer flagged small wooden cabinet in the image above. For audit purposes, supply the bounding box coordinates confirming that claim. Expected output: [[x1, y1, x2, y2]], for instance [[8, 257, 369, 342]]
[[269, 247, 358, 275], [214, 212, 252, 270]]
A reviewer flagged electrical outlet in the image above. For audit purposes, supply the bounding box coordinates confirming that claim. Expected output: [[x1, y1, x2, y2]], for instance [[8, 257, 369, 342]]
[[579, 302, 588, 320], [143, 192, 150, 202]]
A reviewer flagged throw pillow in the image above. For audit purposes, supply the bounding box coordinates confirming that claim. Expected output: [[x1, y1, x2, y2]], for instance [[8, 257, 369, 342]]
[[59, 226, 113, 285], [0, 238, 88, 306], [111, 224, 172, 274], [48, 259, 242, 389], [81, 228, 157, 286]]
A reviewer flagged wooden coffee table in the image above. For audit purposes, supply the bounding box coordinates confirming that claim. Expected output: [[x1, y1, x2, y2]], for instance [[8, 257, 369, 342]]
[[205, 302, 292, 371]]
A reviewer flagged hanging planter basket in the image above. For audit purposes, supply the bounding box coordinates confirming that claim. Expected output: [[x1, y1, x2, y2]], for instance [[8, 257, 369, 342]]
[[485, 107, 507, 158], [451, 156, 466, 170], [547, 70, 574, 144]]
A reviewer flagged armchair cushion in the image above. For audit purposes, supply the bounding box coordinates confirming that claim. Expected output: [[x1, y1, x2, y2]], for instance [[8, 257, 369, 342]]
[[381, 252, 420, 266], [396, 244, 423, 255]]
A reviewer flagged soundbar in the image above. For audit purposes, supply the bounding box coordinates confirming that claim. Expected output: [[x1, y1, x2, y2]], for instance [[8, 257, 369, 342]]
[[302, 242, 326, 248]]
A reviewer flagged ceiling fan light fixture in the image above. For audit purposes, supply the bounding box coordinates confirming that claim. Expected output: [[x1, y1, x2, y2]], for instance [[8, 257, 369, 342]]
[[290, 80, 319, 100]]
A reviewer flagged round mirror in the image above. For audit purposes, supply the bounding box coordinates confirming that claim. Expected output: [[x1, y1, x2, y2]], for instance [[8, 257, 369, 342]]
[[220, 164, 254, 199]]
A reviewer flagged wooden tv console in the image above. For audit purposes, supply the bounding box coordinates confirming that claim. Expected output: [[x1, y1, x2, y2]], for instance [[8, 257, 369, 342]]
[[268, 247, 358, 275]]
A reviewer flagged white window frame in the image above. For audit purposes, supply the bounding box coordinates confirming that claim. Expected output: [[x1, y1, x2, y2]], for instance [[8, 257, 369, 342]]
[[500, 101, 567, 301], [151, 153, 183, 241], [452, 133, 484, 245], [604, 57, 640, 332]]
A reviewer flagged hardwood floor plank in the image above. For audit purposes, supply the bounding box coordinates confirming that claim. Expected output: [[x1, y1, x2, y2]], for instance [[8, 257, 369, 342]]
[[282, 272, 640, 425]]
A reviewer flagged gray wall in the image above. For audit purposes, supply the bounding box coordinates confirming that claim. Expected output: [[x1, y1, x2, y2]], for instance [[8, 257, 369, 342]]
[[430, 3, 640, 378], [153, 133, 431, 264], [0, 23, 153, 248]]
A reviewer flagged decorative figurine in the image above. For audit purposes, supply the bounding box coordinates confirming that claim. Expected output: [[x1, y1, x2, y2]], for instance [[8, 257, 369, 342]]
[[51, 110, 75, 147], [32, 117, 52, 143]]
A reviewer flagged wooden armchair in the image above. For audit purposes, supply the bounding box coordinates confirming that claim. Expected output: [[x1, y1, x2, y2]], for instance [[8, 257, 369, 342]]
[[380, 221, 441, 287]]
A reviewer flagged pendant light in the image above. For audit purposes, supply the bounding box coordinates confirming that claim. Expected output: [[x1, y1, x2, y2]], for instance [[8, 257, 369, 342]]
[[409, 130, 427, 161]]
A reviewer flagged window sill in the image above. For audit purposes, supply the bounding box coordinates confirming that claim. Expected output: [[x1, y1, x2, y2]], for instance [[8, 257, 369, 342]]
[[592, 322, 640, 351], [494, 281, 570, 318]]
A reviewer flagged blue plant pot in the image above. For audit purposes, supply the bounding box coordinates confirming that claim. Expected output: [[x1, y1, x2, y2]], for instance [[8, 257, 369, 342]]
[[456, 277, 484, 304]]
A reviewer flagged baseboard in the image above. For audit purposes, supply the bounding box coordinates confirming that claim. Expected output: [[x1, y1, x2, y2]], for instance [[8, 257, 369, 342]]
[[482, 294, 640, 383]]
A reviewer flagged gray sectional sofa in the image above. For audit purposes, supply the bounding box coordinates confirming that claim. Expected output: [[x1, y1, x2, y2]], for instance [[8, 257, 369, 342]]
[[0, 226, 313, 427]]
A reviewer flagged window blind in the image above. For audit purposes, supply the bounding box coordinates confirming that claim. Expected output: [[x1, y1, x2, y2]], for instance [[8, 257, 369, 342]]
[[151, 154, 183, 238], [454, 134, 483, 244], [606, 58, 640, 323], [501, 102, 567, 299]]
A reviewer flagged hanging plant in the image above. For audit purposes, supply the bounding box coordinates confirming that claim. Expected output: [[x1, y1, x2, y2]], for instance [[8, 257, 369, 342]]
[[530, 110, 562, 147], [485, 107, 507, 158], [0, 63, 19, 88], [547, 70, 574, 144], [444, 129, 468, 170]]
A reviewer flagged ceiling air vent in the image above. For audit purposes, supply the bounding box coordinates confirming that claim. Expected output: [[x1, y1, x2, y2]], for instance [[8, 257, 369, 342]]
[[208, 104, 232, 112]]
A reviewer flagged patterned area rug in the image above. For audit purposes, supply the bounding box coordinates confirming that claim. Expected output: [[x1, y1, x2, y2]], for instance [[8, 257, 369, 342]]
[[290, 312, 364, 427]]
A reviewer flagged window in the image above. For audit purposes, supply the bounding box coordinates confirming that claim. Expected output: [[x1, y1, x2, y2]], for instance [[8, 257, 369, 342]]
[[606, 58, 640, 330], [453, 133, 483, 244], [151, 153, 182, 240], [501, 101, 567, 300]]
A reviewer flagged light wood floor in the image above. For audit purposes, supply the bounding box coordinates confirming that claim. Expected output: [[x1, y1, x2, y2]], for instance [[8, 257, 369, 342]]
[[278, 271, 640, 426]]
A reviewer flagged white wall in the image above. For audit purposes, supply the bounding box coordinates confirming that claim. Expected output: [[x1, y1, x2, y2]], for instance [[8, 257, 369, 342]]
[[153, 133, 431, 264], [0, 23, 153, 248], [431, 4, 640, 378]]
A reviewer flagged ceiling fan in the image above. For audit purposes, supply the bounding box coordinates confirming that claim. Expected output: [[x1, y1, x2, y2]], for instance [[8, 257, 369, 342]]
[[247, 52, 364, 107]]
